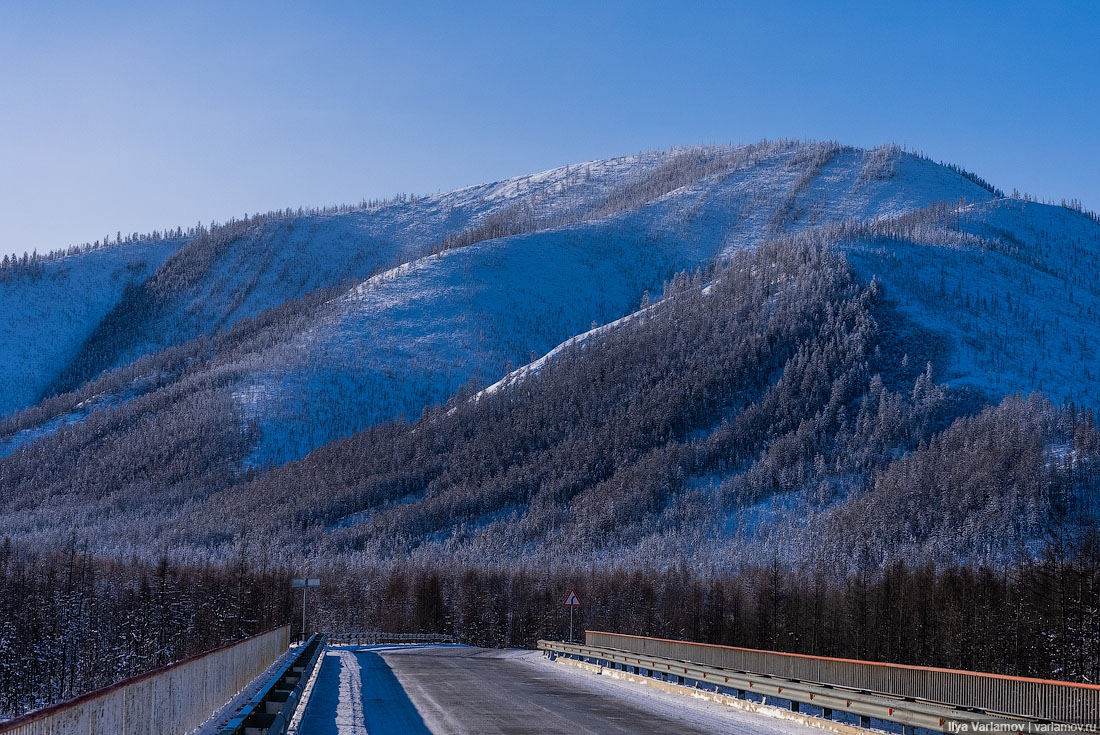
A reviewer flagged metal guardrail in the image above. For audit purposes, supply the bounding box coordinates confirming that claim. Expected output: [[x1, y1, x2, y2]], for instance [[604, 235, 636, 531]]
[[589, 624, 1100, 721], [219, 634, 326, 735], [324, 632, 454, 645], [584, 631, 1100, 725], [541, 639, 1034, 734]]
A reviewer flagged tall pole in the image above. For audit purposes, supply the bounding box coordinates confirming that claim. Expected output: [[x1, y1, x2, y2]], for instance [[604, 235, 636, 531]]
[[569, 607, 573, 643], [292, 578, 319, 644]]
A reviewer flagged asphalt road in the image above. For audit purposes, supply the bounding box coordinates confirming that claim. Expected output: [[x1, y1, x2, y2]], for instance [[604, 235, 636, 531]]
[[297, 644, 814, 735]]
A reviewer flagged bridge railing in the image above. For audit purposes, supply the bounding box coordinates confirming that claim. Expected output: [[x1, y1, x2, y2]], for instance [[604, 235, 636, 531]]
[[0, 626, 290, 735], [325, 632, 454, 645], [584, 631, 1100, 725]]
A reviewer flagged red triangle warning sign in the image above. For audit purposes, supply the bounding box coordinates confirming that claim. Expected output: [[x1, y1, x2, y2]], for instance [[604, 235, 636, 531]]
[[563, 589, 581, 607]]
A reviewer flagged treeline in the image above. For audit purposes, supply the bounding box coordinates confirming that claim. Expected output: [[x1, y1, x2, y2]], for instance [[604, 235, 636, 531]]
[[308, 532, 1100, 685], [907, 149, 1005, 198], [0, 232, 179, 283], [1008, 190, 1100, 225], [0, 192, 425, 281], [6, 537, 1100, 720], [0, 540, 292, 719]]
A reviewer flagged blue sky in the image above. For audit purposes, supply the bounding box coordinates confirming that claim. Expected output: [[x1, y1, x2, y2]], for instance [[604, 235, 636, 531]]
[[1, 1, 1097, 257]]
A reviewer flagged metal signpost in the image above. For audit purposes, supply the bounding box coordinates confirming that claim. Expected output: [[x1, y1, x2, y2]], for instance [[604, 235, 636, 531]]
[[563, 589, 581, 642], [291, 578, 320, 643]]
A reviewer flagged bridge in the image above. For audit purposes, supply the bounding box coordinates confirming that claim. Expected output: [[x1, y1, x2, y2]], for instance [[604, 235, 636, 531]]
[[2, 629, 1095, 734]]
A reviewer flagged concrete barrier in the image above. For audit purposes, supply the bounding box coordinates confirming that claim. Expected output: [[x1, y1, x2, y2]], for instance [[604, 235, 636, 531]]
[[0, 626, 290, 735]]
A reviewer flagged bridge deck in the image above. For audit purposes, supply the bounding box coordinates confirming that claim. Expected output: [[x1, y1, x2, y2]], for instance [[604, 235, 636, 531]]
[[296, 644, 816, 735]]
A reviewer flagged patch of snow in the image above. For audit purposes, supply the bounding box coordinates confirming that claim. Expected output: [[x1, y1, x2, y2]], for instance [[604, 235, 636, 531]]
[[0, 237, 183, 417], [532, 652, 824, 735], [844, 198, 1100, 406]]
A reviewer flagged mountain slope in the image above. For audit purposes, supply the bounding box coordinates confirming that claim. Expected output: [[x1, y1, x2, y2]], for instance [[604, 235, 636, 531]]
[[0, 237, 184, 416], [4, 232, 1093, 572], [845, 199, 1100, 403], [0, 142, 999, 467], [39, 151, 673, 401], [2, 140, 1097, 572]]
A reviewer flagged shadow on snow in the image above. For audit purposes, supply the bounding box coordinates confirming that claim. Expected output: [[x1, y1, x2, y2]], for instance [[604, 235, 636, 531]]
[[299, 645, 431, 735]]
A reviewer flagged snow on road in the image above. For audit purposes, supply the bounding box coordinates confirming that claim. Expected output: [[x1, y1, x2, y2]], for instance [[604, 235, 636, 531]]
[[296, 644, 822, 735], [333, 649, 367, 734]]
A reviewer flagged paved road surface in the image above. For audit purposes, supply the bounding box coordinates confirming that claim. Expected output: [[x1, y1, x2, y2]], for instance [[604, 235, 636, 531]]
[[297, 644, 814, 735]]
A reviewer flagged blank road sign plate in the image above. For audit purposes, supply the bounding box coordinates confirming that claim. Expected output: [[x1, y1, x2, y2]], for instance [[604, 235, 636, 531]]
[[292, 578, 321, 587], [563, 589, 580, 606]]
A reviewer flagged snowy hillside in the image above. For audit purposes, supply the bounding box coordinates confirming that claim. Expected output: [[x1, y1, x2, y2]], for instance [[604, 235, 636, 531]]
[[230, 143, 1001, 463], [3, 141, 988, 461], [845, 198, 1100, 403], [0, 237, 184, 416], [37, 151, 675, 402]]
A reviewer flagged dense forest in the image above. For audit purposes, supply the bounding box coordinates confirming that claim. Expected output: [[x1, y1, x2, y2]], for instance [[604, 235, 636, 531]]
[[0, 541, 291, 718], [3, 231, 1096, 571], [311, 537, 1100, 685]]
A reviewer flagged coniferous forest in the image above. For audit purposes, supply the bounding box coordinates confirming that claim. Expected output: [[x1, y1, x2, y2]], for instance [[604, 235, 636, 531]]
[[5, 538, 1100, 719]]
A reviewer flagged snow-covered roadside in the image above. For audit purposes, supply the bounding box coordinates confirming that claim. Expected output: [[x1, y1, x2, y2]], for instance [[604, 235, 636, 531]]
[[526, 651, 860, 735]]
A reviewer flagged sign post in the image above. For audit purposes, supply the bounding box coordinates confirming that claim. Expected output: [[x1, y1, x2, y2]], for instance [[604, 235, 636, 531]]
[[563, 589, 581, 642], [291, 578, 321, 643]]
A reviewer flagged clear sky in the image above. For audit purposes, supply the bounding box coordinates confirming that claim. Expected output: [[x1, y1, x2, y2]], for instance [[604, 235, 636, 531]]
[[1, 0, 1097, 257]]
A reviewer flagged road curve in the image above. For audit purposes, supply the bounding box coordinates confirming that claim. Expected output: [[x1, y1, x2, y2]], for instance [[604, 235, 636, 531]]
[[297, 644, 815, 735]]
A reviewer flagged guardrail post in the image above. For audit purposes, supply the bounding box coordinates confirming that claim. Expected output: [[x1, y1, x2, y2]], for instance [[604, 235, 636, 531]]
[[859, 714, 871, 728]]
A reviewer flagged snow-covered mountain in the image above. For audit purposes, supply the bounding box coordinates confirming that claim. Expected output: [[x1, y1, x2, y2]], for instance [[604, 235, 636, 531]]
[[1, 142, 997, 460], [2, 140, 1097, 568]]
